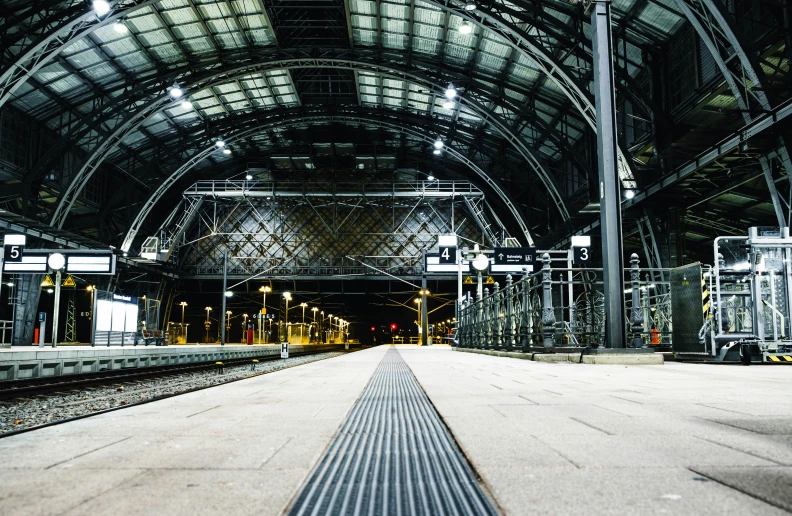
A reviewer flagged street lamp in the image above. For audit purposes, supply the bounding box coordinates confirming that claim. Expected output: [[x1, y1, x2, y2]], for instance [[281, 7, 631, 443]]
[[259, 286, 271, 343], [282, 292, 292, 342], [469, 244, 490, 299], [204, 306, 212, 343], [226, 311, 232, 336], [311, 307, 319, 342], [179, 301, 188, 344], [299, 302, 308, 324], [87, 285, 96, 344]]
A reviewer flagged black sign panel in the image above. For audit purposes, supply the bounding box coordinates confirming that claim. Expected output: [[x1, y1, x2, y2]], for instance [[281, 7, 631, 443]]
[[572, 246, 591, 265], [438, 246, 456, 264], [3, 244, 23, 262], [492, 247, 536, 272]]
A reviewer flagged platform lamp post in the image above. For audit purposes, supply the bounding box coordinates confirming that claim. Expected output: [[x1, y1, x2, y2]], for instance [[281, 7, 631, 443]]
[[259, 286, 271, 344], [87, 285, 96, 344], [204, 306, 212, 343], [282, 291, 292, 342], [311, 307, 319, 342], [179, 301, 187, 343], [46, 253, 66, 348], [226, 311, 232, 340]]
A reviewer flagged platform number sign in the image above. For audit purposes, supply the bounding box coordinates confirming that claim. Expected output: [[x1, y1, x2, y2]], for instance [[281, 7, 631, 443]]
[[281, 342, 289, 359], [572, 246, 591, 265], [439, 246, 456, 264], [3, 234, 26, 263]]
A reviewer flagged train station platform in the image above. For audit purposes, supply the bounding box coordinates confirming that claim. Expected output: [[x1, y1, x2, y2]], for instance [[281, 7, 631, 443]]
[[0, 344, 345, 381], [1, 346, 790, 515]]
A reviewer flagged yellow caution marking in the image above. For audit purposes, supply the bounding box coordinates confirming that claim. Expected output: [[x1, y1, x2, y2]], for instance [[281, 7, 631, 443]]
[[62, 275, 76, 288], [767, 356, 792, 363], [463, 276, 474, 285], [40, 275, 54, 287], [485, 276, 495, 284]]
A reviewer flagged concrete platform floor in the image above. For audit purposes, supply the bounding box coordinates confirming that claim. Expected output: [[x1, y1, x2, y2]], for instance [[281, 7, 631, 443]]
[[0, 345, 789, 515]]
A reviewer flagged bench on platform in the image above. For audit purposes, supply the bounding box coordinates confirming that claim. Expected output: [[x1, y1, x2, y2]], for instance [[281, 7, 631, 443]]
[[141, 329, 166, 346]]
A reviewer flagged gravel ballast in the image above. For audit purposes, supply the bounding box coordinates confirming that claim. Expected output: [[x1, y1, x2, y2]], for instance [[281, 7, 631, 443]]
[[0, 351, 345, 435]]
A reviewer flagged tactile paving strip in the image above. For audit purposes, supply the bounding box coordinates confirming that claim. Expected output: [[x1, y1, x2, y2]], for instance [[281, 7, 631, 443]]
[[288, 348, 498, 516]]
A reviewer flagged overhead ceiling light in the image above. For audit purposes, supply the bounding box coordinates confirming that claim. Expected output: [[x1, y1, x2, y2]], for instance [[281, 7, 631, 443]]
[[444, 84, 457, 100], [168, 83, 183, 98], [225, 291, 233, 297], [433, 138, 444, 149], [427, 174, 435, 181], [93, 0, 111, 17], [459, 21, 473, 35], [215, 139, 225, 147], [222, 148, 232, 155], [113, 21, 128, 34], [464, 0, 477, 10], [433, 149, 442, 155], [180, 100, 192, 109], [245, 174, 253, 180], [624, 189, 635, 199], [443, 100, 454, 110]]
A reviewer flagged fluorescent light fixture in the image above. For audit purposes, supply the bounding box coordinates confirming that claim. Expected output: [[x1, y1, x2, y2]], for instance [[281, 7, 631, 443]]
[[437, 234, 458, 247], [443, 100, 454, 109], [571, 235, 591, 247], [444, 84, 457, 100], [93, 0, 111, 17], [4, 234, 25, 245], [459, 21, 473, 34]]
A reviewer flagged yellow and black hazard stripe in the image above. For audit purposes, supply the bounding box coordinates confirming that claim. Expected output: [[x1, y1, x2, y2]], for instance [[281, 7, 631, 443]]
[[767, 355, 792, 363], [702, 278, 711, 319]]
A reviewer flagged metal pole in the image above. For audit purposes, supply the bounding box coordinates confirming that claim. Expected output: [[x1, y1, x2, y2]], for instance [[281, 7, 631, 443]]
[[52, 269, 62, 348], [457, 248, 463, 323], [541, 253, 555, 351], [630, 254, 644, 348], [220, 251, 227, 346], [421, 249, 428, 346], [591, 0, 626, 348]]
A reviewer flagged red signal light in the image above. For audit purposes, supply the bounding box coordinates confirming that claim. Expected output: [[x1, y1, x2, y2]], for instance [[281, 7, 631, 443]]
[[370, 326, 376, 332], [390, 323, 397, 331]]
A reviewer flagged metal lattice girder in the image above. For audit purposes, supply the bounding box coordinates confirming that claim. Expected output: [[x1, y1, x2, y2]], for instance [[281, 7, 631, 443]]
[[46, 49, 573, 229], [636, 209, 667, 294], [157, 196, 205, 263], [670, 0, 792, 227], [463, 196, 499, 248], [168, 180, 491, 279], [117, 107, 535, 252]]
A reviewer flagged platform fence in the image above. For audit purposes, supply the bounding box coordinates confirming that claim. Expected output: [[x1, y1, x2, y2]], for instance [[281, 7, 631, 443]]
[[456, 253, 673, 352]]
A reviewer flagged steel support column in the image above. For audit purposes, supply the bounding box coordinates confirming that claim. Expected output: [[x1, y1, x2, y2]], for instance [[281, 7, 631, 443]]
[[421, 248, 428, 347], [590, 0, 626, 348]]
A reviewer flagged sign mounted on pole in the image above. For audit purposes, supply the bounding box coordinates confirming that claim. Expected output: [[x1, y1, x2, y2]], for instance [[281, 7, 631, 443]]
[[463, 276, 474, 285], [438, 246, 456, 264], [62, 275, 77, 288], [3, 234, 25, 263], [425, 252, 470, 273], [491, 247, 537, 273], [571, 235, 592, 265], [40, 275, 55, 288], [2, 249, 116, 274]]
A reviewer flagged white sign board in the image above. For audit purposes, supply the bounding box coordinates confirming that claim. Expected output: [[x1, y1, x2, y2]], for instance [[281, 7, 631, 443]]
[[281, 342, 289, 358], [425, 253, 470, 273]]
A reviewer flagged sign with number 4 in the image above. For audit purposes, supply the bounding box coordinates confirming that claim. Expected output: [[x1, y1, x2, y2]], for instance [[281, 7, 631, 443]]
[[438, 246, 456, 264]]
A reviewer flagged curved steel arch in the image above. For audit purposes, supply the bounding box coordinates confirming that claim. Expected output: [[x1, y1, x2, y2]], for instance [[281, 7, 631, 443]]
[[49, 54, 571, 227], [5, 0, 635, 186], [120, 110, 534, 252]]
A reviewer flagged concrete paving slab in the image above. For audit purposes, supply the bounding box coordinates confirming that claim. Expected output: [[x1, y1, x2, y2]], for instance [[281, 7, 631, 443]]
[[399, 346, 792, 515], [0, 346, 389, 515], [691, 466, 792, 512]]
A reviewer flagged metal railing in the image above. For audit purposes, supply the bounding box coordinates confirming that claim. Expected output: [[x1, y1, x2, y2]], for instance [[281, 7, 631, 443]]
[[183, 180, 485, 198], [457, 253, 672, 351], [0, 320, 12, 346]]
